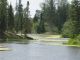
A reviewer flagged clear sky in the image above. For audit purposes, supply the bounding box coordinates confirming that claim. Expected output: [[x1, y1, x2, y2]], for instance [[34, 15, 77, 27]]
[[8, 0, 44, 17], [8, 0, 72, 17]]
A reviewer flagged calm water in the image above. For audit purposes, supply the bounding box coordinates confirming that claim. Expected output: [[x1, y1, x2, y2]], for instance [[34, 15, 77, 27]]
[[0, 42, 80, 60]]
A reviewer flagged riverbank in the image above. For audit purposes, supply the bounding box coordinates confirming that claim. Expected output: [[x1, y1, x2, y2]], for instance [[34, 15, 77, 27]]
[[1, 33, 80, 48], [27, 34, 68, 45], [27, 34, 80, 47], [0, 32, 33, 43], [67, 35, 80, 47], [43, 42, 80, 47]]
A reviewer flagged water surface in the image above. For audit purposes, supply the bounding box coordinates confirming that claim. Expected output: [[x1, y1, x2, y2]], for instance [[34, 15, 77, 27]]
[[0, 42, 80, 60]]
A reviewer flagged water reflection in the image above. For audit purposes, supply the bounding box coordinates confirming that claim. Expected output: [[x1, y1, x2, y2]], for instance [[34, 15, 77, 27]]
[[0, 43, 80, 60]]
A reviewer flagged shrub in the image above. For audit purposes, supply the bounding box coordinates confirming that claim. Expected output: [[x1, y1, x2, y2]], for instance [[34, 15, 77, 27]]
[[68, 34, 80, 45]]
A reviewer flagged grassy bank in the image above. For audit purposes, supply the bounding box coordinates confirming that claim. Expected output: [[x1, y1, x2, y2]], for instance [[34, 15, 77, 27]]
[[68, 35, 80, 46]]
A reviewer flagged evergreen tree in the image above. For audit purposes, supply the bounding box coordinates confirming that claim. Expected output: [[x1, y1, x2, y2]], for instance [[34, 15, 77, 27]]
[[15, 0, 23, 33], [18, 0, 23, 32], [8, 4, 14, 31], [62, 0, 80, 37], [41, 0, 57, 32], [33, 9, 42, 33], [37, 13, 46, 33], [0, 0, 8, 41], [23, 1, 32, 34], [33, 14, 38, 23], [56, 0, 69, 33], [14, 0, 18, 32]]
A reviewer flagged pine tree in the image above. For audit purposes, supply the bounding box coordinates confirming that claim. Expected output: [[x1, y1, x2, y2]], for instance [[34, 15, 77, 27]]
[[15, 0, 23, 33], [8, 4, 14, 31], [0, 0, 8, 41], [23, 1, 32, 34], [32, 10, 41, 33], [33, 14, 38, 23], [47, 0, 56, 31], [18, 0, 23, 32], [37, 13, 46, 33], [41, 0, 57, 32], [56, 0, 69, 33]]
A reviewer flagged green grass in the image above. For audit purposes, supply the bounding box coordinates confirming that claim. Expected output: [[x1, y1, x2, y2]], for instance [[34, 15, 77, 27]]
[[68, 38, 80, 46]]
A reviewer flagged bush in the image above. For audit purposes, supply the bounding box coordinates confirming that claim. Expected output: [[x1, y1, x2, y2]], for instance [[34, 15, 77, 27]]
[[76, 35, 80, 45], [68, 38, 77, 45], [68, 34, 80, 45], [62, 19, 78, 38]]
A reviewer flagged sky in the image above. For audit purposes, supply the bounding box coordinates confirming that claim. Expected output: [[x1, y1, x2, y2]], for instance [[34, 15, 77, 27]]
[[8, 0, 72, 18], [8, 0, 44, 17]]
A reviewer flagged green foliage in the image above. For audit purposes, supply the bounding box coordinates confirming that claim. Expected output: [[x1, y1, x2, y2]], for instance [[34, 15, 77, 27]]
[[68, 35, 80, 45], [40, 0, 69, 33], [37, 13, 46, 34], [0, 0, 33, 42], [37, 24, 45, 34], [76, 35, 80, 44], [0, 0, 8, 41], [23, 1, 32, 34], [68, 38, 77, 45], [62, 19, 77, 38], [62, 0, 80, 38], [32, 15, 39, 33], [14, 0, 24, 33], [15, 1, 32, 34], [17, 2, 23, 32], [23, 19, 32, 34], [56, 0, 69, 33], [33, 15, 38, 23], [7, 4, 14, 31], [41, 0, 56, 32]]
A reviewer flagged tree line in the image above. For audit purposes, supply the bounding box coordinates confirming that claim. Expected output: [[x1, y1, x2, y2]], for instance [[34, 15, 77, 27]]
[[33, 0, 80, 45], [0, 0, 32, 41], [33, 0, 80, 38], [33, 0, 69, 34], [0, 0, 80, 43]]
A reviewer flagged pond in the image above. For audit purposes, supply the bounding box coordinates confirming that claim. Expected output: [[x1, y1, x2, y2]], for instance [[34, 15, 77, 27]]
[[0, 42, 80, 60]]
